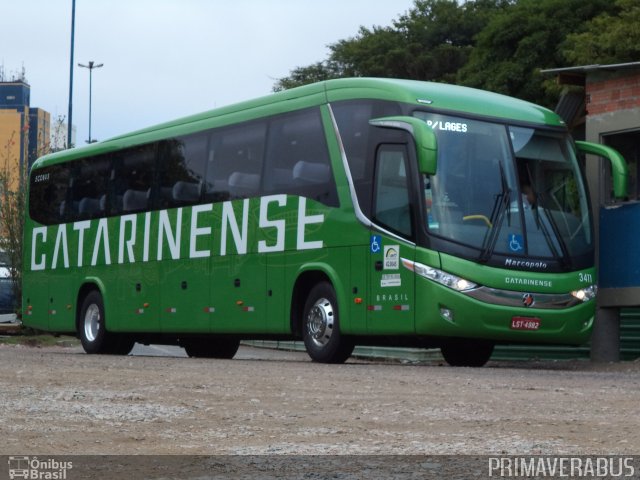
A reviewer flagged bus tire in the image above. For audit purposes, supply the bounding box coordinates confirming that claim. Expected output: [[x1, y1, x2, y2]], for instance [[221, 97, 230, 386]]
[[302, 282, 354, 364], [440, 339, 494, 367], [182, 337, 240, 359], [78, 290, 115, 354], [78, 290, 135, 355]]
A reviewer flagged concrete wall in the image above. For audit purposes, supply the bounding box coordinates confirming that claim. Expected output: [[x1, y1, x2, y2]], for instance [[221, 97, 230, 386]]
[[582, 68, 640, 360]]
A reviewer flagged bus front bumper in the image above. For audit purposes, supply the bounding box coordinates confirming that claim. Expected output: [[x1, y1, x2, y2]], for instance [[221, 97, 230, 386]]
[[416, 283, 594, 346]]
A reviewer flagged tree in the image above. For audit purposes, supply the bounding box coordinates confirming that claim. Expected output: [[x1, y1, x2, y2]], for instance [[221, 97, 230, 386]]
[[458, 0, 616, 108], [272, 24, 405, 91], [386, 0, 510, 83], [329, 25, 407, 78], [561, 0, 640, 65], [273, 0, 507, 91], [273, 0, 633, 104], [0, 132, 29, 313], [273, 61, 343, 92]]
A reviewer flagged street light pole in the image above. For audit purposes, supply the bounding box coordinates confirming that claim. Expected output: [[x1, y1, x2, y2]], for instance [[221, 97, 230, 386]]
[[78, 60, 104, 143], [67, 0, 76, 149]]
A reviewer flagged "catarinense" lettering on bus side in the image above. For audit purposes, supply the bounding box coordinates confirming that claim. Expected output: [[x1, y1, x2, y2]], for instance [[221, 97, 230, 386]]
[[30, 195, 323, 271]]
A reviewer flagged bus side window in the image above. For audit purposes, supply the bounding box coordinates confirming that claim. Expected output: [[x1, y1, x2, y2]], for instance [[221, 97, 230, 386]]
[[29, 164, 71, 225], [70, 157, 110, 220], [373, 145, 413, 238], [112, 144, 156, 214], [263, 108, 338, 207], [205, 121, 266, 201], [332, 100, 403, 216], [203, 143, 229, 202], [158, 134, 208, 209]]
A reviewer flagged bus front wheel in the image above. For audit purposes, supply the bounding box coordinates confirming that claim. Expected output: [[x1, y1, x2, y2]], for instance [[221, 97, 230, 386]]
[[440, 338, 494, 367], [78, 290, 134, 355], [302, 282, 354, 364]]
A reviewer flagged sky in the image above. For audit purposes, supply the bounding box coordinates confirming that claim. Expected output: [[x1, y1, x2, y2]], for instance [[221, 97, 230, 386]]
[[1, 0, 416, 146]]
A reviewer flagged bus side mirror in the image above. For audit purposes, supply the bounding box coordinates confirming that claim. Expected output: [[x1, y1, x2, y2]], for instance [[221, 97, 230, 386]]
[[369, 116, 437, 174], [575, 140, 629, 199]]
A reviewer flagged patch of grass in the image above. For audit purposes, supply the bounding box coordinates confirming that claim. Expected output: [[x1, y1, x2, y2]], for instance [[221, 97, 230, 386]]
[[0, 331, 79, 347]]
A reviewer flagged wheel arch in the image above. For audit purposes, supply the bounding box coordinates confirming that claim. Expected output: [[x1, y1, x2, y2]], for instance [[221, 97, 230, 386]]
[[289, 263, 345, 338], [75, 278, 107, 332]]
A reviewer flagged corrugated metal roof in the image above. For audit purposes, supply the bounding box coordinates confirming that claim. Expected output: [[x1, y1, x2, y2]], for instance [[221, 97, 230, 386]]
[[555, 90, 585, 127]]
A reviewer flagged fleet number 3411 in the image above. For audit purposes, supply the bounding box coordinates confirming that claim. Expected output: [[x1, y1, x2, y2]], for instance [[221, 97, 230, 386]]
[[579, 272, 593, 283]]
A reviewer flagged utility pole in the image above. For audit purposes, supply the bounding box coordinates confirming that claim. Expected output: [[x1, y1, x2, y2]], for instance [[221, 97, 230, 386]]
[[67, 0, 76, 149]]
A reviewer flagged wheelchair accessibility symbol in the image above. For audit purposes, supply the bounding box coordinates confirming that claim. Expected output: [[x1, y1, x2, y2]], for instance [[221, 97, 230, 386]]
[[508, 233, 524, 252], [370, 235, 381, 254]]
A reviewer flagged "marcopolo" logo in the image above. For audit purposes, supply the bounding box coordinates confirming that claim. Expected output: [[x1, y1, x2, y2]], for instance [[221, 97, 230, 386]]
[[504, 258, 549, 270]]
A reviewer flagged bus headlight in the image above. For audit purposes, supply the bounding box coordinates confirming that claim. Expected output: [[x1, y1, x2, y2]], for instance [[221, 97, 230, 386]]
[[571, 285, 597, 302], [412, 262, 478, 292]]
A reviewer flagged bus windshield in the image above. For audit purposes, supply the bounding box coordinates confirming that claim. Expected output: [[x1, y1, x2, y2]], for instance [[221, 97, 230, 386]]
[[416, 112, 592, 265]]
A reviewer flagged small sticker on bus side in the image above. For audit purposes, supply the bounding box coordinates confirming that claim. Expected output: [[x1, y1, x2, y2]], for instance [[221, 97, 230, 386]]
[[383, 245, 399, 270], [508, 233, 524, 252], [424, 120, 468, 133], [34, 173, 50, 183], [370, 235, 381, 254], [381, 274, 401, 287]]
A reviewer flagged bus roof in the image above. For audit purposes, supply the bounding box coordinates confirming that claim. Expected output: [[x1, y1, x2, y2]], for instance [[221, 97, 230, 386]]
[[33, 78, 564, 169]]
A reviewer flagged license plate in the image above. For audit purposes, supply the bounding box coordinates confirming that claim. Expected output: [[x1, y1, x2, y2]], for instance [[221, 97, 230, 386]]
[[511, 316, 541, 331]]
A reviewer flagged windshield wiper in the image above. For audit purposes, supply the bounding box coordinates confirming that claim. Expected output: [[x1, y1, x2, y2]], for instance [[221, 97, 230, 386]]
[[533, 193, 572, 270], [479, 162, 511, 263]]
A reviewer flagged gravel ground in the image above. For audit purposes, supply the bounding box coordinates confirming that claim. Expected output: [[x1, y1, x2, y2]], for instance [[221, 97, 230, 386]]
[[1, 342, 639, 458], [2, 342, 640, 479]]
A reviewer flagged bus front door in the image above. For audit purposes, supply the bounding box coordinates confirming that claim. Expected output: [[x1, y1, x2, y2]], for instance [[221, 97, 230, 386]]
[[368, 144, 416, 334]]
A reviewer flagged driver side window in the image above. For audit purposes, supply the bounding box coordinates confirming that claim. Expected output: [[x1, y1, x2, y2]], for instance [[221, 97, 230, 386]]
[[373, 145, 413, 238]]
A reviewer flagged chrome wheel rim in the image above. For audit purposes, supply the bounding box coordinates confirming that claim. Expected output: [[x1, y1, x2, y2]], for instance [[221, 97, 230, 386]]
[[84, 304, 100, 342], [306, 297, 334, 347]]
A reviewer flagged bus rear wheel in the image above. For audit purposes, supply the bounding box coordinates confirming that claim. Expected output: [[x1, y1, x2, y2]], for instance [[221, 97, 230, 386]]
[[440, 338, 494, 367], [78, 290, 134, 355], [182, 337, 240, 359], [302, 282, 354, 364]]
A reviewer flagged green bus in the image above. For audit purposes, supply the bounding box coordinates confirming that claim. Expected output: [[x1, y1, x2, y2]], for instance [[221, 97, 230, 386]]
[[23, 78, 627, 366]]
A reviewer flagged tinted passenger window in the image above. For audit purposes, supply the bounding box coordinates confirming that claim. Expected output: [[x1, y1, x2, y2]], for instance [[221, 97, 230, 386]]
[[264, 108, 338, 207], [29, 109, 341, 225], [29, 164, 71, 225], [70, 156, 110, 220], [158, 134, 208, 208], [112, 144, 156, 214], [206, 121, 266, 201]]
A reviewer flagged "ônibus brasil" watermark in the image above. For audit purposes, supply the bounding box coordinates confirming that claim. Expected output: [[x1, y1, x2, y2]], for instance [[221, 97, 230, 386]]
[[8, 457, 72, 480]]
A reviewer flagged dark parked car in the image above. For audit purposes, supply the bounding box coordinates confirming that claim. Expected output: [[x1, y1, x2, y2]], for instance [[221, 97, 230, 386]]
[[0, 251, 17, 323]]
